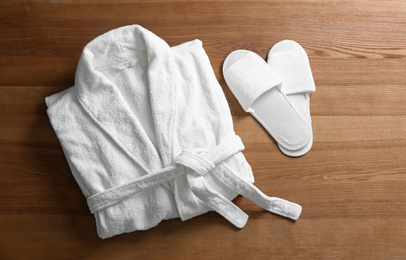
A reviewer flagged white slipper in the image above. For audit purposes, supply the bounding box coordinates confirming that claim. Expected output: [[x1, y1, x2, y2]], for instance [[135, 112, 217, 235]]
[[267, 40, 316, 157], [223, 50, 311, 151]]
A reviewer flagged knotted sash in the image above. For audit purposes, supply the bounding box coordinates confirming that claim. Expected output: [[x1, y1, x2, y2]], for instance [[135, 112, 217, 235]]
[[87, 135, 301, 227]]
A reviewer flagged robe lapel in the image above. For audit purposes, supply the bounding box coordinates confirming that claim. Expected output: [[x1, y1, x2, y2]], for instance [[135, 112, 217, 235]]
[[74, 25, 176, 173], [143, 29, 176, 167]]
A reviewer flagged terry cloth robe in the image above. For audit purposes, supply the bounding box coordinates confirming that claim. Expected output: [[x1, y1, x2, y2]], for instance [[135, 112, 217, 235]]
[[45, 25, 302, 239]]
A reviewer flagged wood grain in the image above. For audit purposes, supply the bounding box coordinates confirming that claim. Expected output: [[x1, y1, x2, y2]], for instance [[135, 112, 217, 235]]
[[1, 0, 406, 259]]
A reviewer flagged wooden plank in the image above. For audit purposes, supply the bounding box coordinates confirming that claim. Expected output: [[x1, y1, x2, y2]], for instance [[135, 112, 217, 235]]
[[0, 214, 405, 259], [1, 1, 406, 86]]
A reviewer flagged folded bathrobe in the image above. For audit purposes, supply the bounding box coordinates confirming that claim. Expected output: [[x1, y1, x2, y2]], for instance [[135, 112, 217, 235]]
[[46, 25, 302, 239]]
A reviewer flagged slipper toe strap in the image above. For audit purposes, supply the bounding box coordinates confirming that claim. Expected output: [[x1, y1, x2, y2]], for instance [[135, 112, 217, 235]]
[[225, 52, 282, 112]]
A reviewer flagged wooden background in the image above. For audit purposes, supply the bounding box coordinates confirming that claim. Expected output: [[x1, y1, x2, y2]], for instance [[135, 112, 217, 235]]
[[1, 0, 405, 259]]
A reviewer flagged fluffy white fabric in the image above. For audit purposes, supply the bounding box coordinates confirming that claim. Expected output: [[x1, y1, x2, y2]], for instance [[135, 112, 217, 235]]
[[46, 25, 301, 239], [267, 40, 316, 157]]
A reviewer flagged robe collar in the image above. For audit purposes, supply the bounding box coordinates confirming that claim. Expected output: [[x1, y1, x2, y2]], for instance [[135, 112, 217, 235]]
[[74, 25, 176, 172]]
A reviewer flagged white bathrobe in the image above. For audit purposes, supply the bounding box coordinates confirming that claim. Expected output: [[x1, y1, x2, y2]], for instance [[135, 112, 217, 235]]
[[46, 25, 301, 239]]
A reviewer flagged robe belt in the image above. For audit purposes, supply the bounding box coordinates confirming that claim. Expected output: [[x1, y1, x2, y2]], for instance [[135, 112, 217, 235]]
[[86, 135, 302, 228]]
